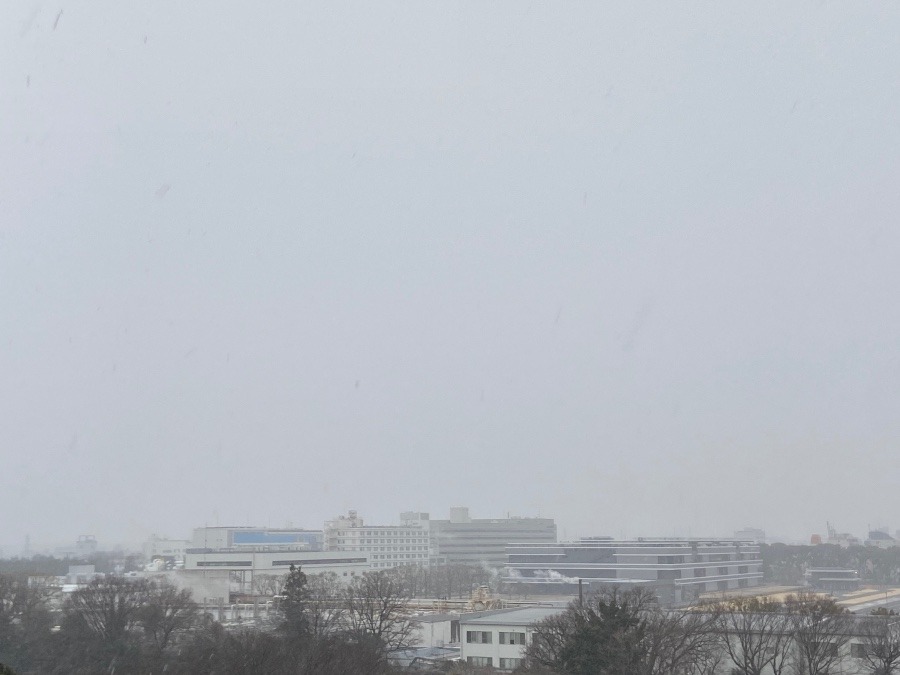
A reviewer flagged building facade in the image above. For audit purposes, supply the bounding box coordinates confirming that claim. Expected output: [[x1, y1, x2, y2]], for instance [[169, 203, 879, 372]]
[[324, 511, 431, 569], [865, 529, 898, 549], [733, 527, 766, 544], [191, 526, 323, 551], [322, 508, 556, 569], [182, 549, 369, 595], [459, 607, 562, 671], [505, 538, 763, 605], [429, 507, 557, 567], [805, 567, 861, 592], [142, 535, 191, 563]]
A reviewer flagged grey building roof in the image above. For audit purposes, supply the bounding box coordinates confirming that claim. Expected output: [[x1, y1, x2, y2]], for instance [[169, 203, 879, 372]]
[[459, 606, 563, 626]]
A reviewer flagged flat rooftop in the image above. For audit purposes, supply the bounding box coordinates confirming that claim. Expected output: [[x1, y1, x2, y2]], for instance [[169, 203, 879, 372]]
[[460, 606, 563, 626]]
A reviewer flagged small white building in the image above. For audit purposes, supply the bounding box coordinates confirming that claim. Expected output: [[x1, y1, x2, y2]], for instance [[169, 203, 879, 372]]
[[65, 564, 99, 585], [459, 606, 562, 671], [142, 535, 191, 562], [410, 612, 461, 647]]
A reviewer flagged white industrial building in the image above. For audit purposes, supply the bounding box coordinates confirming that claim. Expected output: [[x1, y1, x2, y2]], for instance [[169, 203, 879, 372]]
[[325, 508, 557, 569], [191, 526, 323, 551], [180, 525, 363, 597], [183, 549, 367, 576]]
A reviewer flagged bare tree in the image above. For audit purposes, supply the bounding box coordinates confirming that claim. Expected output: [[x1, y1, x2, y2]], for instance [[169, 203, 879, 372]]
[[252, 573, 283, 597], [784, 592, 852, 675], [393, 564, 430, 598], [63, 576, 150, 644], [643, 607, 723, 675], [139, 578, 199, 655], [305, 572, 346, 638], [856, 614, 900, 675], [716, 596, 792, 675], [342, 569, 419, 651], [50, 576, 153, 674], [768, 612, 793, 675]]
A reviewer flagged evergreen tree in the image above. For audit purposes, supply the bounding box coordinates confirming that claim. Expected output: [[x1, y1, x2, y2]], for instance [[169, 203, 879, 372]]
[[280, 565, 311, 636]]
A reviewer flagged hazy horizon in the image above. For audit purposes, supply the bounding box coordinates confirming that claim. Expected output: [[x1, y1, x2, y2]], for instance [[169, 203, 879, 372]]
[[3, 1, 900, 551], [1, 508, 818, 557]]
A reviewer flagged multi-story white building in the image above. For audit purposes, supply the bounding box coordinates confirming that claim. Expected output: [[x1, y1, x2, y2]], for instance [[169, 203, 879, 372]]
[[324, 508, 557, 569], [459, 607, 562, 671], [325, 511, 431, 569]]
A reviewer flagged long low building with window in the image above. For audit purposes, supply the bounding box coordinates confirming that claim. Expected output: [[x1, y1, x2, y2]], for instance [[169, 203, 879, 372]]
[[181, 548, 369, 595], [504, 538, 763, 605]]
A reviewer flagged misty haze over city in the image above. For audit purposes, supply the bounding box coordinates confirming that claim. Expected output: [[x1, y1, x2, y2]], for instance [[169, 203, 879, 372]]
[[3, 1, 900, 554]]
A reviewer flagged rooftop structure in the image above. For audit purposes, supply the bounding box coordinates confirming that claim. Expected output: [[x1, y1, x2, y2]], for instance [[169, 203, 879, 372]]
[[54, 535, 98, 559], [805, 567, 861, 592], [865, 528, 897, 549], [826, 522, 860, 548], [734, 527, 766, 544]]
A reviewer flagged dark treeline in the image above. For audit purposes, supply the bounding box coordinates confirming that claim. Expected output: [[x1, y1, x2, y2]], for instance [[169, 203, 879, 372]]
[[391, 563, 496, 599], [0, 566, 493, 675], [0, 551, 142, 578], [1, 555, 495, 600], [762, 543, 900, 585]]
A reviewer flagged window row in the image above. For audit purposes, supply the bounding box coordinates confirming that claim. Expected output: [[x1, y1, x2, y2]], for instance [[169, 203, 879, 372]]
[[336, 544, 428, 551], [466, 630, 492, 644], [334, 531, 425, 538], [465, 657, 522, 669], [499, 631, 526, 645]]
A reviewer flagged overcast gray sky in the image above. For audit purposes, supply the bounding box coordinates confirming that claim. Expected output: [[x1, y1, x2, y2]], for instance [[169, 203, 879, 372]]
[[2, 1, 900, 551]]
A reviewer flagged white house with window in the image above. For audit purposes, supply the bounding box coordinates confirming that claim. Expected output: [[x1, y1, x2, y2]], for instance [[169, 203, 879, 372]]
[[459, 606, 563, 671]]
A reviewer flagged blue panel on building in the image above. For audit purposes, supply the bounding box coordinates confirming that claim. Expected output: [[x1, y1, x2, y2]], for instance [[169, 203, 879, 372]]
[[232, 531, 319, 546]]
